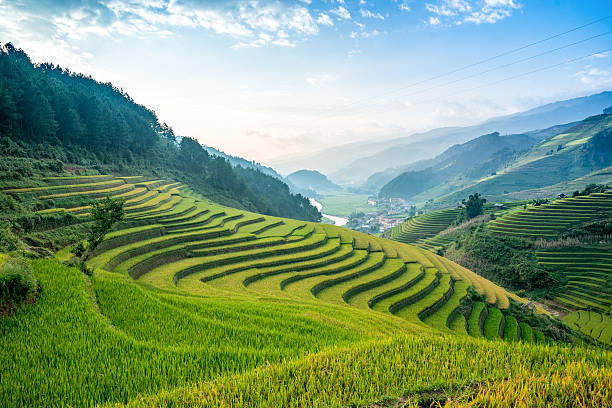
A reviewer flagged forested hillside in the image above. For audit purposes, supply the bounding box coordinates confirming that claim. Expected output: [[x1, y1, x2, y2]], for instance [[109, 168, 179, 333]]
[[0, 43, 319, 222]]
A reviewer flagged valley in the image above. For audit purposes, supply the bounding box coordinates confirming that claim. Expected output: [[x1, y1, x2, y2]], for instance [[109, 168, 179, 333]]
[[1, 20, 611, 408]]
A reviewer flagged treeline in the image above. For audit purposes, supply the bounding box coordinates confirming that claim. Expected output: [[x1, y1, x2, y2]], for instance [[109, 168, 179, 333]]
[[0, 44, 319, 221]]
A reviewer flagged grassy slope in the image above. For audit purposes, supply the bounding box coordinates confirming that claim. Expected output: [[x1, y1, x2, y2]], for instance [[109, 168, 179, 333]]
[[1, 174, 609, 407]]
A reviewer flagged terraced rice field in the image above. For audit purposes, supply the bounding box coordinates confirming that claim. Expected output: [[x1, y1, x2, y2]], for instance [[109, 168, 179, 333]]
[[564, 310, 612, 345], [488, 192, 612, 238], [536, 248, 612, 316], [389, 208, 461, 249], [3, 175, 543, 339], [2, 174, 604, 407], [389, 202, 526, 252]]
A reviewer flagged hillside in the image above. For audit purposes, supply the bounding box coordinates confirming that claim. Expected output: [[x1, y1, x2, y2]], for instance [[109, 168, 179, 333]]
[[0, 44, 319, 222], [387, 190, 612, 346], [370, 123, 575, 192], [1, 169, 602, 406], [202, 144, 284, 180], [378, 130, 548, 199], [287, 169, 342, 194], [426, 112, 612, 207], [381, 111, 612, 208]]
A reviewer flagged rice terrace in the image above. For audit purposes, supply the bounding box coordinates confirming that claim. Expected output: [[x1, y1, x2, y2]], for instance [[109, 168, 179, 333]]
[[1, 1, 612, 407]]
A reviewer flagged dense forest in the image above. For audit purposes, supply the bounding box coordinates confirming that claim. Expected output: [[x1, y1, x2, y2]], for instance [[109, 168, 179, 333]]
[[0, 43, 320, 222]]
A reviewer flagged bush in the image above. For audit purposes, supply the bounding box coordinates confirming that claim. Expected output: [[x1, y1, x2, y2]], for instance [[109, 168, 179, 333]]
[[0, 220, 22, 252], [0, 257, 38, 308]]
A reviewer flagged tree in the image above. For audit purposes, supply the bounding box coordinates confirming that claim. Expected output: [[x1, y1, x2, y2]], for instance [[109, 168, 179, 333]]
[[87, 197, 125, 250], [462, 193, 486, 220]]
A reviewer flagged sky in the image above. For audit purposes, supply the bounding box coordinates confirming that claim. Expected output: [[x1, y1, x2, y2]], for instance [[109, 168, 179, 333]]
[[1, 0, 611, 164]]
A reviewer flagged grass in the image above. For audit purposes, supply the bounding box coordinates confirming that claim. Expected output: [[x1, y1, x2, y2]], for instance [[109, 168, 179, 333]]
[[317, 193, 372, 217], [483, 307, 502, 340], [1, 173, 604, 407]]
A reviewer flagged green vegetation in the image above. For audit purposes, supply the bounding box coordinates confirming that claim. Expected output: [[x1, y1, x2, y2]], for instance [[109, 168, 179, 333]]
[[1, 172, 593, 406], [317, 193, 372, 217], [0, 45, 319, 222], [445, 226, 566, 299], [0, 256, 39, 316], [458, 192, 486, 221]]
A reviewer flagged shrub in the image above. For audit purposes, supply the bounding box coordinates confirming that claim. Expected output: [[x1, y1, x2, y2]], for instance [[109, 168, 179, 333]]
[[0, 257, 38, 309], [0, 220, 22, 252]]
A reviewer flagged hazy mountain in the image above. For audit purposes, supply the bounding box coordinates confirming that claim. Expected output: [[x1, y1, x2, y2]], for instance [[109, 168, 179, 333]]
[[369, 122, 576, 192], [408, 111, 612, 207], [287, 169, 342, 194], [378, 130, 546, 199], [268, 92, 612, 186], [203, 145, 284, 180]]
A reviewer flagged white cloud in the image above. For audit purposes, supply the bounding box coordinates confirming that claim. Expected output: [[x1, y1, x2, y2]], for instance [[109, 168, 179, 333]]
[[317, 13, 333, 26], [329, 6, 351, 20], [362, 29, 384, 38], [398, 2, 411, 12], [348, 48, 361, 58], [1, 0, 327, 53], [591, 51, 610, 59], [575, 66, 612, 87], [425, 0, 520, 25], [305, 74, 340, 87], [349, 31, 358, 39], [360, 9, 384, 20]]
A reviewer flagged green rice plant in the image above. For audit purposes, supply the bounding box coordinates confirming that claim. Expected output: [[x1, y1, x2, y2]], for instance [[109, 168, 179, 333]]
[[283, 251, 384, 300], [422, 280, 469, 332], [519, 322, 534, 343], [110, 332, 612, 408], [483, 307, 502, 340], [233, 244, 356, 296], [504, 315, 519, 342], [467, 302, 485, 337], [393, 273, 452, 324], [448, 309, 468, 335]]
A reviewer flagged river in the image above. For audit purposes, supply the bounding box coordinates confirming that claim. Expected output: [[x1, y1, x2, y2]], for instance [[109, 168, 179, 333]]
[[309, 198, 349, 226]]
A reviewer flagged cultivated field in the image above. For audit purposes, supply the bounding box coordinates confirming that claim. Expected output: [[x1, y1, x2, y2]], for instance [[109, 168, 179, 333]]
[[1, 175, 609, 406]]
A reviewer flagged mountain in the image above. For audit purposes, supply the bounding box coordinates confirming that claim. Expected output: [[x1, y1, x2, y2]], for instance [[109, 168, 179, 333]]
[[375, 123, 576, 197], [202, 145, 284, 180], [268, 92, 612, 186], [0, 44, 320, 222], [287, 169, 342, 194], [402, 111, 612, 207]]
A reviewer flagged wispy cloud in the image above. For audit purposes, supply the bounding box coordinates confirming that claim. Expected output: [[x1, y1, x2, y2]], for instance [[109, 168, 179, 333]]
[[329, 6, 351, 20], [0, 0, 334, 53], [306, 74, 340, 87], [360, 9, 384, 20], [425, 0, 521, 25], [575, 65, 612, 87]]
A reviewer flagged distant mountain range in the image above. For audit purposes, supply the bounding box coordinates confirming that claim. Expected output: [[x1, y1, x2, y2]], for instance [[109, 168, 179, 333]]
[[267, 91, 612, 186], [380, 111, 612, 207]]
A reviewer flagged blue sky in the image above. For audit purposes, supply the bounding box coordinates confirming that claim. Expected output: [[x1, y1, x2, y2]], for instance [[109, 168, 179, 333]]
[[1, 0, 611, 163]]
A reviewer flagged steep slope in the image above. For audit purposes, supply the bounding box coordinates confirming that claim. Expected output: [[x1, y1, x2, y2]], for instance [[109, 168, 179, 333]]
[[202, 144, 284, 180], [2, 172, 603, 406], [370, 123, 575, 192], [0, 44, 319, 222], [428, 112, 612, 207], [378, 131, 543, 199]]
